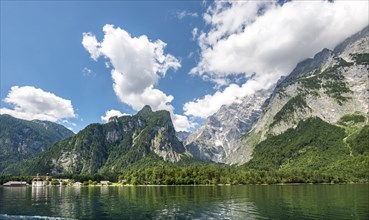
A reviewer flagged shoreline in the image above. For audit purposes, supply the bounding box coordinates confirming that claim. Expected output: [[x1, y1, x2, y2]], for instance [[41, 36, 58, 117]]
[[1, 182, 368, 188]]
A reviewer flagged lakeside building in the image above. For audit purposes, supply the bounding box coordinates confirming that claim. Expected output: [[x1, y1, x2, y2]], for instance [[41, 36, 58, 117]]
[[73, 182, 82, 187], [3, 181, 28, 187], [32, 173, 49, 187], [100, 181, 110, 185]]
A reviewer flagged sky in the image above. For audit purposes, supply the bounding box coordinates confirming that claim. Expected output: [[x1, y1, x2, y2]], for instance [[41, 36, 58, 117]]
[[1, 0, 368, 132]]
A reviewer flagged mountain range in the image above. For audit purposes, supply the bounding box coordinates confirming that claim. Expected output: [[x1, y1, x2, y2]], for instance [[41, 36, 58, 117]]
[[0, 26, 368, 177]]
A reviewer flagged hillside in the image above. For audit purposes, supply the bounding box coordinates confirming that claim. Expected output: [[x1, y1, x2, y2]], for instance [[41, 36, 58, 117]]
[[246, 117, 368, 178], [0, 114, 74, 174]]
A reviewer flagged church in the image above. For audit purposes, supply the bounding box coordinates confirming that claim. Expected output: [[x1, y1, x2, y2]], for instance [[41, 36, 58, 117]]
[[32, 173, 49, 187]]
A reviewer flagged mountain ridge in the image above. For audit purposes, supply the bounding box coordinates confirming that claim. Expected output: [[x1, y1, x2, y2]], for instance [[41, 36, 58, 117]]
[[0, 114, 74, 174], [232, 25, 369, 164], [13, 106, 188, 175]]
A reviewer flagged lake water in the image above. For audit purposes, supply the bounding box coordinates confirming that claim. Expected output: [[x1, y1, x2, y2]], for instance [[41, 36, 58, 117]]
[[0, 184, 368, 219]]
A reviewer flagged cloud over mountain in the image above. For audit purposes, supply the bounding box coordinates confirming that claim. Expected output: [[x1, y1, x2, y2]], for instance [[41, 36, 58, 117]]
[[1, 86, 76, 122], [82, 24, 195, 131], [101, 109, 129, 123], [185, 0, 369, 118]]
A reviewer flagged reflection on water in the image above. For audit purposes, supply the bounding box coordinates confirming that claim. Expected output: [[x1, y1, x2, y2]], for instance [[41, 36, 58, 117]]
[[32, 187, 49, 203], [0, 185, 368, 219]]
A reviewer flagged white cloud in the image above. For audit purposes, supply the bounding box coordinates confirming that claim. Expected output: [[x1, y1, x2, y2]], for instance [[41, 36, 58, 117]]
[[177, 10, 198, 19], [172, 114, 198, 132], [82, 24, 194, 131], [61, 119, 77, 127], [184, 75, 274, 118], [82, 67, 96, 77], [82, 24, 180, 107], [191, 27, 198, 41], [185, 0, 369, 118], [81, 33, 101, 61], [1, 86, 76, 122], [101, 109, 129, 123], [195, 0, 368, 78]]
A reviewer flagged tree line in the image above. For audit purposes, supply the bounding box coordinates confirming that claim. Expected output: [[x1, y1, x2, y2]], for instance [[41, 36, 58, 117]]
[[3, 164, 367, 186]]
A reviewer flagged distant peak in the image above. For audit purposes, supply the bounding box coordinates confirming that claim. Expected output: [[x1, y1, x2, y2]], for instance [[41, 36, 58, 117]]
[[138, 105, 153, 114]]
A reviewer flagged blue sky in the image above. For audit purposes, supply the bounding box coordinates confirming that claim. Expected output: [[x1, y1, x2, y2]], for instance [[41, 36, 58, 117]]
[[1, 1, 210, 131], [1, 0, 368, 132]]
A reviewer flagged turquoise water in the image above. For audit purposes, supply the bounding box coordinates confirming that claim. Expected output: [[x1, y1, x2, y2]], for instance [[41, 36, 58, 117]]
[[0, 184, 368, 219]]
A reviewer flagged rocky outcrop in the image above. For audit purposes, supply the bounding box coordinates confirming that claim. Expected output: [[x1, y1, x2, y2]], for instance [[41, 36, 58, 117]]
[[175, 131, 190, 143], [152, 126, 184, 162], [185, 88, 273, 163], [257, 26, 368, 138]]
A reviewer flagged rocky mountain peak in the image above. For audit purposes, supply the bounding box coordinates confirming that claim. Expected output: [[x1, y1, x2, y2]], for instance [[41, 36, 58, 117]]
[[138, 105, 153, 115], [185, 87, 274, 163], [18, 106, 186, 175], [176, 131, 190, 143], [334, 26, 369, 55]]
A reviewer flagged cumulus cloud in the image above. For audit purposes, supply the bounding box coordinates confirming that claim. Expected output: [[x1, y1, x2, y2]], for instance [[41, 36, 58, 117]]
[[184, 74, 275, 118], [172, 113, 197, 132], [1, 86, 76, 122], [101, 109, 129, 122], [81, 33, 101, 60], [185, 0, 369, 118], [82, 24, 194, 131]]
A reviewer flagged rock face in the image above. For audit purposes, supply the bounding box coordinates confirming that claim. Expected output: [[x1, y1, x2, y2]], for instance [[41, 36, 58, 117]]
[[232, 26, 369, 164], [175, 131, 190, 143], [185, 88, 273, 163], [23, 106, 186, 175], [0, 114, 74, 173]]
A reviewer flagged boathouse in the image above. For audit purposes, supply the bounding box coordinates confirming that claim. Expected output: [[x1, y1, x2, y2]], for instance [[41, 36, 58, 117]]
[[3, 181, 28, 186]]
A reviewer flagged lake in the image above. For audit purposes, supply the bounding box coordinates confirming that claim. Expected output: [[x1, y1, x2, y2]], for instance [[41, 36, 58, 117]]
[[0, 184, 368, 219]]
